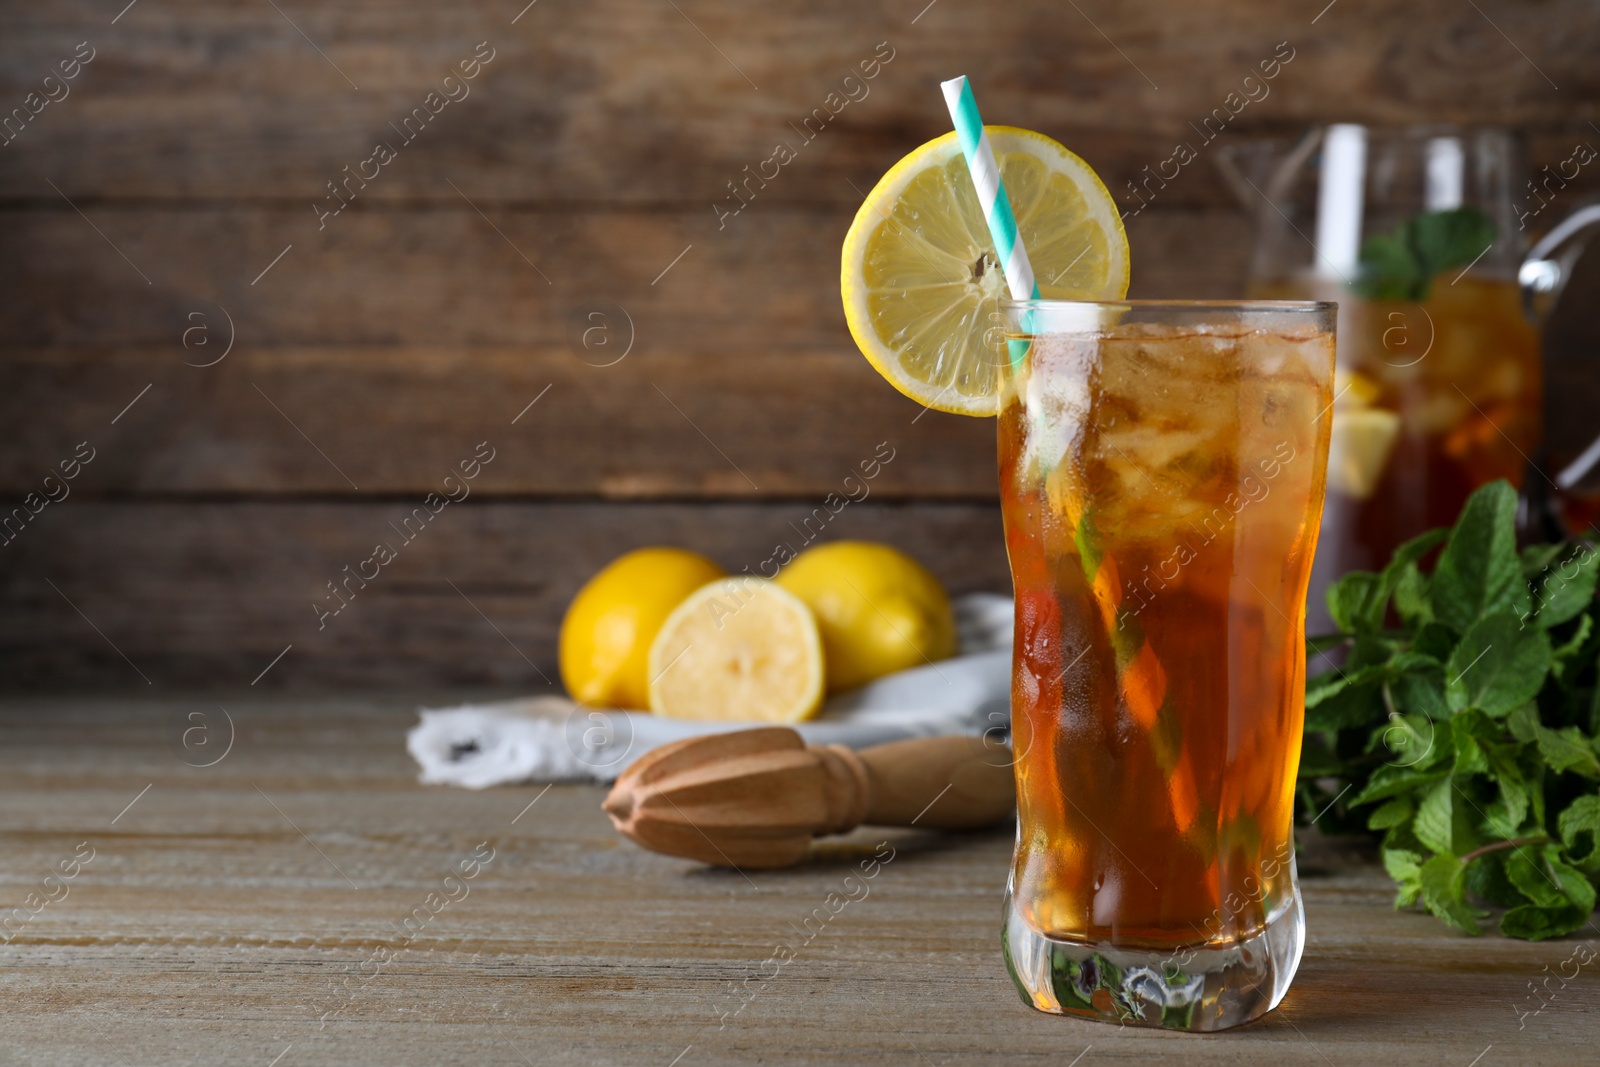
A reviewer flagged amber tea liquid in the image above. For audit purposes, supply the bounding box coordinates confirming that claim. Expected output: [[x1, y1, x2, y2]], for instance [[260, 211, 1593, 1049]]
[[997, 302, 1334, 1032]]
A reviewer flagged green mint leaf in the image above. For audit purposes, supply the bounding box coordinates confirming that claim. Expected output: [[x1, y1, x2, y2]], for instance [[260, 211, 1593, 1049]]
[[1507, 701, 1541, 743], [1500, 902, 1590, 940], [1389, 670, 1450, 721], [1409, 207, 1497, 279], [1352, 208, 1497, 302], [1531, 543, 1600, 628], [1533, 723, 1600, 779], [1453, 719, 1491, 777], [1558, 794, 1600, 870], [1383, 527, 1449, 589], [1507, 844, 1568, 908], [1329, 530, 1450, 634], [1327, 571, 1385, 634], [1377, 709, 1450, 771], [1353, 232, 1424, 300], [1549, 851, 1597, 913], [1350, 633, 1400, 670], [1522, 542, 1567, 580], [1353, 764, 1448, 806], [1506, 843, 1597, 917], [1306, 663, 1386, 707], [1431, 481, 1529, 632], [1445, 610, 1552, 717], [1413, 779, 1456, 854], [1552, 614, 1595, 673], [1368, 796, 1415, 831], [1384, 848, 1425, 907], [1295, 743, 1344, 780], [1418, 852, 1484, 934], [1466, 851, 1527, 908], [1393, 563, 1434, 626], [1305, 668, 1387, 732], [1411, 621, 1458, 662], [1307, 632, 1351, 656], [1485, 763, 1532, 837]]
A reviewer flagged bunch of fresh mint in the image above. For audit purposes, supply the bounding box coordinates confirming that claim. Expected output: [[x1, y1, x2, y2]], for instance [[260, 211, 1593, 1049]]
[[1298, 480, 1600, 940]]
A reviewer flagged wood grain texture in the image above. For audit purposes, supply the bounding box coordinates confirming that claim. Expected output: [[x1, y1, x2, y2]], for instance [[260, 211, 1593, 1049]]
[[1, 695, 1595, 1065], [0, 208, 1254, 498], [0, 501, 1009, 689], [2, 1, 1596, 207], [3, 0, 1599, 691], [1, 206, 1594, 498], [0, 208, 1250, 349], [0, 345, 1000, 498]]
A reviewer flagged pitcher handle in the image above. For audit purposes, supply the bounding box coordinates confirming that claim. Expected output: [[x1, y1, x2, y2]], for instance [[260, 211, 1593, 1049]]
[[1519, 200, 1600, 321], [1515, 200, 1600, 515]]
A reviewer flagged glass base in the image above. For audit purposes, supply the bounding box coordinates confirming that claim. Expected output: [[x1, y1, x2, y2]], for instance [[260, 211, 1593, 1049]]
[[1002, 883, 1304, 1032]]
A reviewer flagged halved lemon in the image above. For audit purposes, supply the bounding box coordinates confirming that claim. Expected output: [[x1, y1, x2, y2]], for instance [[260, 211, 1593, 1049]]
[[647, 577, 825, 723], [841, 127, 1129, 417]]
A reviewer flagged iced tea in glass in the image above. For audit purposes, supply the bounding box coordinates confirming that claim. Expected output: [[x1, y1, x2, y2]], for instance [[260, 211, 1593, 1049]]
[[997, 300, 1335, 1031]]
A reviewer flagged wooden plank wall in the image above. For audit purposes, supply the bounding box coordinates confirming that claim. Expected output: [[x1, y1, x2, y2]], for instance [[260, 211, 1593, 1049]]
[[2, 0, 1598, 688]]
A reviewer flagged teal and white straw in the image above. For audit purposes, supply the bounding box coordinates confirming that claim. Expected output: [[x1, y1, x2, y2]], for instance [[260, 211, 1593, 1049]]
[[940, 76, 1041, 305]]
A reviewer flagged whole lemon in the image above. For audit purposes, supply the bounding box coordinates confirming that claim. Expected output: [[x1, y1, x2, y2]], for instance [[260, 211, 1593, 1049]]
[[776, 541, 956, 693], [559, 547, 725, 709]]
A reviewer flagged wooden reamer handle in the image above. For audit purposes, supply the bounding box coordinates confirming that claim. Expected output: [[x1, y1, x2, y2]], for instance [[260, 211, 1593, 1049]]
[[601, 727, 1015, 868]]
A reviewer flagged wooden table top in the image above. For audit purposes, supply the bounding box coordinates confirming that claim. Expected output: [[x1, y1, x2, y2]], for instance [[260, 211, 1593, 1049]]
[[2, 694, 1595, 1066]]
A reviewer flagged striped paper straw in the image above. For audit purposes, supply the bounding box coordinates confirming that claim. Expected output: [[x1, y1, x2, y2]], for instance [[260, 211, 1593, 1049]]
[[940, 82, 1196, 840], [940, 76, 1040, 305]]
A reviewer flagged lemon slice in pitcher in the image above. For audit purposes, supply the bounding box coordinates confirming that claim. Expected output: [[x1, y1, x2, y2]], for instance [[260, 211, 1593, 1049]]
[[841, 128, 1129, 416]]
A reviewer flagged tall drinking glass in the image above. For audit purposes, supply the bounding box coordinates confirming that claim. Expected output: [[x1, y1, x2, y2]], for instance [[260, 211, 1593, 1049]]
[[996, 300, 1336, 1032]]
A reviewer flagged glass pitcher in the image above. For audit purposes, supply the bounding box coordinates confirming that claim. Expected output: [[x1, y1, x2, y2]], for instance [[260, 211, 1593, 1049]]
[[1216, 124, 1600, 631]]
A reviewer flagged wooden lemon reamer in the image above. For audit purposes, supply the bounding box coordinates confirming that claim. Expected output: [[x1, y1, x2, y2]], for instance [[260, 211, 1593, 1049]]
[[601, 727, 1016, 868]]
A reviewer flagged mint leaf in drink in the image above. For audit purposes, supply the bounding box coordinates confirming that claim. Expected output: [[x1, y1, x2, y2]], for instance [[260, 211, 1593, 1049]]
[[1300, 480, 1600, 939], [1352, 207, 1497, 301], [1444, 611, 1552, 717], [1353, 233, 1424, 300], [1431, 481, 1528, 632], [1410, 208, 1496, 279]]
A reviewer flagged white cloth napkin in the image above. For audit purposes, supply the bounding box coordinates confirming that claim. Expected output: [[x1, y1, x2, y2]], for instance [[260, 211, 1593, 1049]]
[[406, 593, 1014, 786]]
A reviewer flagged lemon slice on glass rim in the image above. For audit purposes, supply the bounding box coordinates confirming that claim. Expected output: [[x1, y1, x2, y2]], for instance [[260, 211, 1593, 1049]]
[[841, 127, 1129, 417]]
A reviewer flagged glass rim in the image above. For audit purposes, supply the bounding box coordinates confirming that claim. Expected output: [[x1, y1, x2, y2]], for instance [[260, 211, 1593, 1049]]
[[999, 298, 1338, 312]]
